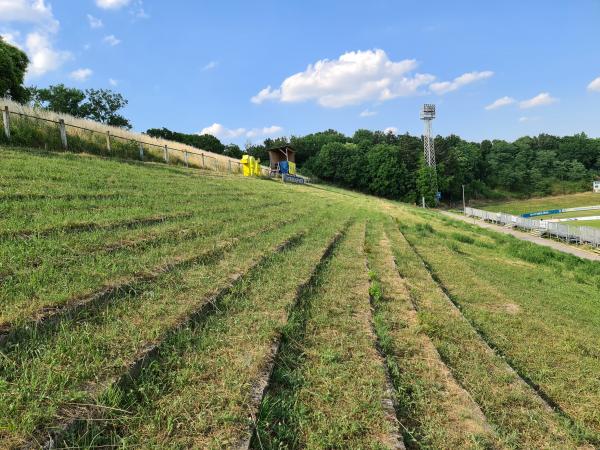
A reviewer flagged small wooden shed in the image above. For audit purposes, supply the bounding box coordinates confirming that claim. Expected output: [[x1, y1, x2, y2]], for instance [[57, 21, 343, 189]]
[[268, 145, 296, 175]]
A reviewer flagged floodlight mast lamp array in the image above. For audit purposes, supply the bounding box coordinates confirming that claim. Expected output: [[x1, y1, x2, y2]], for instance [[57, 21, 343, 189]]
[[420, 104, 436, 168], [420, 103, 438, 207]]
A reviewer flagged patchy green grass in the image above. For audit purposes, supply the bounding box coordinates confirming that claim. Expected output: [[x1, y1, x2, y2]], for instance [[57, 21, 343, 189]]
[[397, 211, 600, 446], [365, 218, 499, 449], [3, 145, 600, 448], [253, 222, 399, 449], [58, 212, 346, 448]]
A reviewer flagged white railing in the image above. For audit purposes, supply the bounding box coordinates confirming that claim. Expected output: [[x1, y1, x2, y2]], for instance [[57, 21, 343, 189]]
[[464, 207, 600, 247]]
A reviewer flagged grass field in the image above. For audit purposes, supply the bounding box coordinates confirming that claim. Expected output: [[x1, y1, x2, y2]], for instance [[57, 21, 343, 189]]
[[481, 191, 600, 215], [480, 192, 600, 229], [2, 145, 600, 449]]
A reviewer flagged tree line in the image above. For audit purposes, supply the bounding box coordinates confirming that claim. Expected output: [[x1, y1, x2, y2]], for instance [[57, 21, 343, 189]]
[[244, 130, 599, 205], [1, 36, 131, 129], [3, 36, 598, 204]]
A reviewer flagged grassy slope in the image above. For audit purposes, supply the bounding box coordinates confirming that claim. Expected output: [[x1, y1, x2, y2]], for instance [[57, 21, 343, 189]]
[[2, 146, 600, 448]]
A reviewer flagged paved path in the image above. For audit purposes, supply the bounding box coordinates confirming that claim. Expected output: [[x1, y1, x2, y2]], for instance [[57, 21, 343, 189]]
[[441, 211, 600, 262]]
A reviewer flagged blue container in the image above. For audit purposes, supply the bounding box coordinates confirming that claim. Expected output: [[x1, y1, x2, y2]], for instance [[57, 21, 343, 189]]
[[279, 161, 289, 174]]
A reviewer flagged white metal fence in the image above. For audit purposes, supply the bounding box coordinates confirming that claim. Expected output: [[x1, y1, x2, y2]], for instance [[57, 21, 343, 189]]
[[465, 207, 600, 248]]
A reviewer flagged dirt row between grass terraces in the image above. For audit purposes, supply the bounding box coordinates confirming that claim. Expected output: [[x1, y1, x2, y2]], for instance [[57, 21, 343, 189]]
[[365, 218, 498, 448], [391, 219, 588, 448], [253, 221, 404, 449], [0, 216, 321, 448], [53, 216, 350, 448]]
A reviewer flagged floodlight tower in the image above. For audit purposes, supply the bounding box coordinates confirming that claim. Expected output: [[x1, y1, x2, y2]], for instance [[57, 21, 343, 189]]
[[420, 104, 436, 168]]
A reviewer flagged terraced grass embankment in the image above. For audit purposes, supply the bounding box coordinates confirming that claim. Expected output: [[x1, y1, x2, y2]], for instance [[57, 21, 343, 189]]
[[3, 145, 600, 449]]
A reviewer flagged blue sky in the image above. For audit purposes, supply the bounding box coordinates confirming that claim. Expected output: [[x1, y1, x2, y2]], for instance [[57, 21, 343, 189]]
[[1, 0, 600, 145]]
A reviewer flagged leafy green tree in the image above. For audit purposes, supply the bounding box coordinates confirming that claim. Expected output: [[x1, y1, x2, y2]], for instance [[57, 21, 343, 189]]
[[290, 129, 347, 165], [245, 141, 268, 162], [82, 89, 131, 129], [29, 84, 87, 117], [416, 164, 438, 207], [223, 144, 243, 159], [366, 144, 410, 199], [0, 37, 29, 103]]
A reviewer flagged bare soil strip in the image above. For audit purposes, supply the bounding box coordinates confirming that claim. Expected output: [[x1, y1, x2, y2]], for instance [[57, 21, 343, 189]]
[[390, 222, 584, 448], [401, 225, 599, 446], [253, 222, 403, 449], [27, 233, 305, 449], [365, 219, 497, 449], [234, 228, 346, 450], [363, 230, 406, 450]]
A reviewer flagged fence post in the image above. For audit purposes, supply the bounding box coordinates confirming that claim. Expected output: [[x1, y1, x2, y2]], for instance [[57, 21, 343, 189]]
[[184, 151, 188, 167], [228, 160, 232, 173], [59, 119, 68, 149], [201, 153, 205, 168], [106, 131, 111, 152], [164, 145, 169, 163], [2, 106, 10, 140], [138, 143, 144, 160]]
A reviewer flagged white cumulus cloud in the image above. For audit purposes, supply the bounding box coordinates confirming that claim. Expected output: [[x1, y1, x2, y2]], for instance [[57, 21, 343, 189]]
[[484, 96, 516, 110], [587, 77, 600, 92], [360, 109, 377, 117], [87, 14, 103, 29], [251, 49, 434, 108], [519, 92, 557, 109], [519, 116, 539, 123], [200, 123, 283, 141], [0, 0, 71, 77], [69, 68, 93, 81], [0, 0, 58, 32], [202, 61, 218, 71], [384, 127, 398, 134], [103, 34, 121, 46], [96, 0, 131, 9], [430, 70, 494, 95], [200, 123, 246, 139], [108, 78, 118, 86], [246, 125, 283, 138], [25, 31, 71, 76]]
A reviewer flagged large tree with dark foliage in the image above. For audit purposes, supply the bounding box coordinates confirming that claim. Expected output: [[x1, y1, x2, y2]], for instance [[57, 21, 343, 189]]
[[0, 36, 29, 103], [28, 84, 132, 129]]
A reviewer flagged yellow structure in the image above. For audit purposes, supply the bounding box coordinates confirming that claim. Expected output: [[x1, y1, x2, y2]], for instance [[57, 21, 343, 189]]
[[253, 158, 261, 176], [288, 161, 296, 175], [241, 155, 262, 177], [240, 155, 252, 176]]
